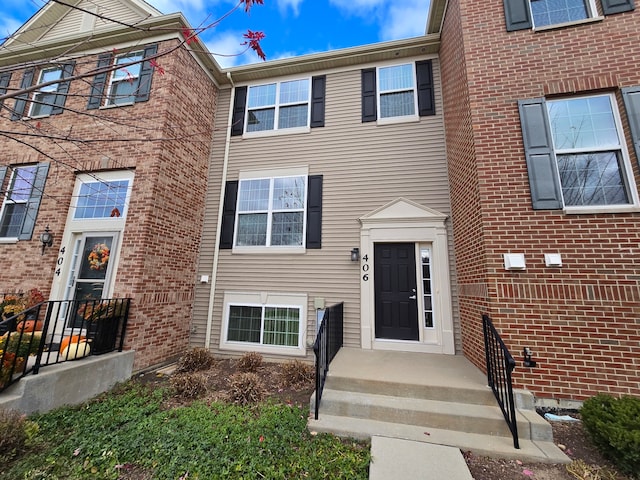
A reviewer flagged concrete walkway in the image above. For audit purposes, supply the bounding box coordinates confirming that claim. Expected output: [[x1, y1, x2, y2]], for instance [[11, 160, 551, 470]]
[[369, 436, 473, 480]]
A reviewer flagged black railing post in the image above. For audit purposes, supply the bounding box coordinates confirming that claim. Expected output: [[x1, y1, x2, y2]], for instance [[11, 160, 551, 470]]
[[313, 302, 344, 420], [482, 314, 520, 449]]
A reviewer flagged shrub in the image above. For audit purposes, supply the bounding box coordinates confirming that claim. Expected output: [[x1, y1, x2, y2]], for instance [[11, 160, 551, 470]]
[[170, 373, 207, 399], [228, 372, 267, 405], [175, 347, 215, 373], [279, 360, 314, 388], [0, 408, 39, 462], [1, 331, 42, 357], [581, 393, 640, 478], [236, 352, 263, 372]]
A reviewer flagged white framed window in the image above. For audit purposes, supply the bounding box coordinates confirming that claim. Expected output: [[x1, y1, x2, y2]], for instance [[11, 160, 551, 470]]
[[106, 51, 144, 106], [29, 67, 63, 117], [546, 94, 634, 208], [235, 175, 307, 248], [72, 171, 134, 221], [0, 165, 38, 238], [246, 78, 310, 133], [221, 292, 307, 355], [377, 63, 418, 120], [530, 0, 597, 27]]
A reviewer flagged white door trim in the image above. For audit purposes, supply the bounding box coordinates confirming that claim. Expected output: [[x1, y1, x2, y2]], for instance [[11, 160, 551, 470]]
[[359, 197, 455, 354]]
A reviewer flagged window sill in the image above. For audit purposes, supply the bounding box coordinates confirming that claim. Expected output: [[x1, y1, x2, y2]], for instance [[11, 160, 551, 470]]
[[533, 16, 604, 32], [564, 205, 640, 215], [376, 115, 420, 126], [232, 246, 306, 255], [0, 237, 19, 244], [99, 102, 135, 110], [241, 126, 311, 139], [220, 341, 306, 357]]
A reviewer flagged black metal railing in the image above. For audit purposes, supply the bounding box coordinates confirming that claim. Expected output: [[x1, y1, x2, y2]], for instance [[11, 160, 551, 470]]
[[313, 302, 344, 420], [482, 313, 519, 449], [0, 298, 131, 393]]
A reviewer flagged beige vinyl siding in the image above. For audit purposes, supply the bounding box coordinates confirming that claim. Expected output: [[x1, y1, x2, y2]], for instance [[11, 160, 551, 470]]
[[191, 56, 461, 357], [45, 0, 148, 39]]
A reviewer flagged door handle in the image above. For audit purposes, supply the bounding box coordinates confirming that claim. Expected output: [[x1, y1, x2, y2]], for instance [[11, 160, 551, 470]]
[[409, 295, 417, 300]]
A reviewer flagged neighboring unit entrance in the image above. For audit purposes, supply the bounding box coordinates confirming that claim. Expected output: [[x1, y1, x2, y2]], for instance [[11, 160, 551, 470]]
[[374, 243, 419, 341]]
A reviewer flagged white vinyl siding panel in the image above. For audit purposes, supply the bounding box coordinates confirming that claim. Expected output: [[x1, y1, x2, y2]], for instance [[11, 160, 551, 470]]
[[45, 0, 149, 38], [191, 58, 461, 355]]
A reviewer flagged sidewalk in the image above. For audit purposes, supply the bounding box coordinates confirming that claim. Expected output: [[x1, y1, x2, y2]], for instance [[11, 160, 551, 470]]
[[369, 436, 474, 480]]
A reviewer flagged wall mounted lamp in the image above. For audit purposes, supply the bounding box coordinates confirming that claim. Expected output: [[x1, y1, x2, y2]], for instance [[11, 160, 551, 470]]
[[523, 347, 537, 368], [350, 247, 360, 262], [39, 225, 54, 255]]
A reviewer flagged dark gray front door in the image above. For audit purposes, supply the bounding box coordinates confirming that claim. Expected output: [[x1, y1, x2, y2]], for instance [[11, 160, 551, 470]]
[[374, 243, 419, 340]]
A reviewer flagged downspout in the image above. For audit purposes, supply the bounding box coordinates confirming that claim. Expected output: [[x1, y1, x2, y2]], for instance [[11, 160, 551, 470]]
[[205, 71, 235, 348]]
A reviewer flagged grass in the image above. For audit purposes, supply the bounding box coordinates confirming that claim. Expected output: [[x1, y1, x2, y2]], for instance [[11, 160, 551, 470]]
[[1, 382, 370, 479]]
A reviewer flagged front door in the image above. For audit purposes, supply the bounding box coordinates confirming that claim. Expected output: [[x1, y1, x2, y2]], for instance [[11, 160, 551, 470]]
[[374, 243, 419, 340]]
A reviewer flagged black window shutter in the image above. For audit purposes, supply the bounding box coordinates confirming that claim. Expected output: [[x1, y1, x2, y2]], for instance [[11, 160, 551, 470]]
[[518, 98, 563, 210], [361, 68, 377, 122], [601, 0, 635, 15], [11, 68, 35, 121], [220, 180, 239, 249], [19, 163, 49, 240], [0, 166, 7, 191], [51, 61, 76, 115], [306, 175, 323, 249], [310, 75, 326, 128], [504, 0, 533, 31], [0, 72, 11, 106], [231, 86, 247, 136], [416, 60, 435, 116], [87, 53, 112, 110], [622, 86, 640, 168], [135, 44, 158, 103]]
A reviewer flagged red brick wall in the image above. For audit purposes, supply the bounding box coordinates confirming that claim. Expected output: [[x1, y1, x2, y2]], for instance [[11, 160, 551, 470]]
[[0, 39, 217, 371], [442, 0, 640, 401]]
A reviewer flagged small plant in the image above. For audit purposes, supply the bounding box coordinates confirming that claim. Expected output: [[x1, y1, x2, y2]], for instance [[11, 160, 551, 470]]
[[279, 359, 314, 388], [228, 372, 267, 405], [0, 408, 39, 462], [170, 373, 207, 399], [236, 352, 263, 372], [566, 459, 619, 480], [581, 393, 640, 478], [175, 347, 215, 373]]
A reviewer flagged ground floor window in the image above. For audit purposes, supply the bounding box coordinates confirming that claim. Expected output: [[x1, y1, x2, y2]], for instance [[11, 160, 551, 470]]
[[222, 292, 307, 355], [228, 305, 300, 347]]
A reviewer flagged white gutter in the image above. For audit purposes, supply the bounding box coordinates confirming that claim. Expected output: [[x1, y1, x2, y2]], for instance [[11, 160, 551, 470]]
[[204, 71, 235, 348]]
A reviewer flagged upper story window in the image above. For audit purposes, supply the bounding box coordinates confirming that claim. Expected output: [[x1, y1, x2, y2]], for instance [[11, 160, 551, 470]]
[[106, 51, 144, 106], [235, 175, 307, 247], [86, 44, 157, 110], [246, 79, 310, 133], [29, 67, 64, 117], [505, 0, 635, 31], [0, 163, 49, 240], [518, 92, 639, 211], [378, 64, 418, 119], [74, 179, 130, 219], [10, 63, 74, 121], [230, 76, 326, 137], [362, 60, 435, 123]]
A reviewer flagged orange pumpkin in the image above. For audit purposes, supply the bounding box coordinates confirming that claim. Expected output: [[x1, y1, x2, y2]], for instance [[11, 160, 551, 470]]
[[16, 320, 44, 333], [60, 335, 86, 354]]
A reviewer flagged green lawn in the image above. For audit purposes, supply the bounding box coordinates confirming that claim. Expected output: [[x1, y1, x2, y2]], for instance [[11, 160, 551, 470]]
[[1, 382, 370, 479]]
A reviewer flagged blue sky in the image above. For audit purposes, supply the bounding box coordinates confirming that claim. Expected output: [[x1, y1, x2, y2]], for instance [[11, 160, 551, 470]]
[[1, 0, 431, 68]]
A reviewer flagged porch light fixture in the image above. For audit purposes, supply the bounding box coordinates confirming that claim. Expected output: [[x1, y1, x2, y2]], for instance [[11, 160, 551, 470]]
[[39, 225, 54, 255], [350, 247, 360, 262], [523, 347, 537, 368]]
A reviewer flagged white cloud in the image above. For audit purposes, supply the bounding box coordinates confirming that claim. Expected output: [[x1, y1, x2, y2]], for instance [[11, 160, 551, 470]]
[[276, 0, 304, 16], [0, 17, 22, 43], [328, 0, 386, 12], [206, 30, 261, 68], [382, 0, 430, 40]]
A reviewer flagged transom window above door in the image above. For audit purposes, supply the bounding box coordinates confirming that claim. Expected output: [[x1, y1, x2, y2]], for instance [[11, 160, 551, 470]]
[[246, 79, 311, 133]]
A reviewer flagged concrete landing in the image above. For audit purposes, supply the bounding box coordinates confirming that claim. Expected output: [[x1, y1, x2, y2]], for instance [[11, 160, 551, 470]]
[[369, 436, 473, 480]]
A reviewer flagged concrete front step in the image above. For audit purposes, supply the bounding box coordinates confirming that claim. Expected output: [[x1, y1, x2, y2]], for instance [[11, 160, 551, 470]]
[[308, 414, 570, 464], [313, 388, 551, 441]]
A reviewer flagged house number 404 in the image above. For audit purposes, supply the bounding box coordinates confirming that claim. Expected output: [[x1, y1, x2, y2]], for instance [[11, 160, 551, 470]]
[[362, 254, 370, 281]]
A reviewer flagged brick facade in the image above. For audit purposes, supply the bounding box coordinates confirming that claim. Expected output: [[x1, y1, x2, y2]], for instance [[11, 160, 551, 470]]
[[441, 0, 640, 401], [0, 39, 217, 370]]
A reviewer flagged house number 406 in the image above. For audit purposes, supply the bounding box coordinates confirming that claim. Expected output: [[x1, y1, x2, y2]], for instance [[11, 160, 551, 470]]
[[362, 254, 370, 281]]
